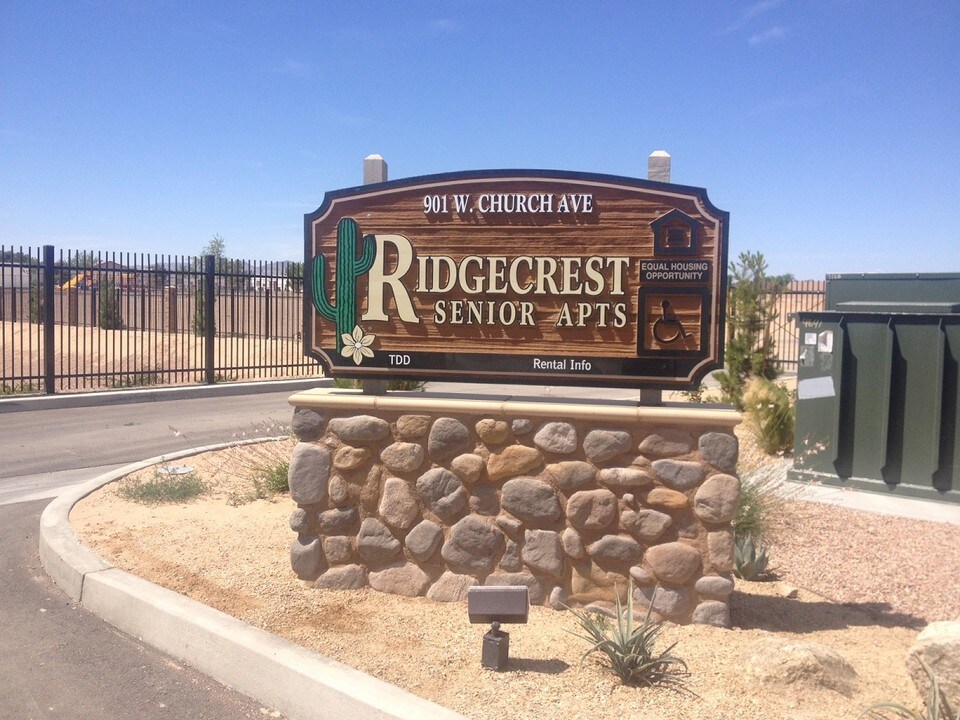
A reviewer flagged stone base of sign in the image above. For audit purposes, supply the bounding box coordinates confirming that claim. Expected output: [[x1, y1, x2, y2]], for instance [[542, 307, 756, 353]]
[[286, 388, 741, 626]]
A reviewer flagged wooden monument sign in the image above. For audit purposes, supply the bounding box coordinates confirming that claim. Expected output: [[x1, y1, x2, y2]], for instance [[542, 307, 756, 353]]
[[304, 170, 728, 389]]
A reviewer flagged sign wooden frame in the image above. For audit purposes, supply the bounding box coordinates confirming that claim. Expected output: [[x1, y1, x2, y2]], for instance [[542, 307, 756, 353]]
[[304, 169, 728, 389]]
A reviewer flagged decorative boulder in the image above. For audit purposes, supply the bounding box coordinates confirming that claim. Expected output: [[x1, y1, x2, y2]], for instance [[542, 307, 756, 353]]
[[500, 477, 562, 526]]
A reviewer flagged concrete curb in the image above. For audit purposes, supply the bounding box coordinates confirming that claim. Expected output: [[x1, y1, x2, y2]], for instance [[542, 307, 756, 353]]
[[1, 377, 333, 414], [38, 442, 466, 720]]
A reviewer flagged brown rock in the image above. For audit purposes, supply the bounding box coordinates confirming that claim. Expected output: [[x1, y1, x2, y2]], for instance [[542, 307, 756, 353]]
[[645, 487, 689, 509], [475, 418, 510, 444], [487, 445, 543, 482], [694, 474, 741, 523], [644, 542, 702, 584]]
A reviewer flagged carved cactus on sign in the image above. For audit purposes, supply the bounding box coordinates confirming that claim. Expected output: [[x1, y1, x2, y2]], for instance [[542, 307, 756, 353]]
[[311, 217, 377, 351]]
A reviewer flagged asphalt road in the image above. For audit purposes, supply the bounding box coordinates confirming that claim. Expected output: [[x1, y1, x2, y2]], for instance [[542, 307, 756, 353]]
[[0, 389, 302, 719], [1, 391, 299, 506]]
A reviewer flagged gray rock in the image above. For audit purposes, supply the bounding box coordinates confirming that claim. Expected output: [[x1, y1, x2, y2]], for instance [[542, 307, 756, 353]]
[[291, 407, 325, 441], [317, 505, 359, 535], [427, 571, 478, 602], [441, 515, 504, 573], [511, 418, 533, 435], [483, 571, 545, 606], [523, 529, 564, 578], [561, 528, 585, 559], [634, 584, 695, 619], [427, 417, 473, 461], [379, 477, 420, 530], [380, 442, 425, 474], [695, 574, 735, 599], [582, 429, 632, 464], [906, 620, 960, 709], [322, 535, 353, 565], [355, 517, 402, 566], [396, 414, 431, 439], [586, 535, 643, 565], [652, 459, 705, 490], [328, 415, 391, 443], [597, 467, 654, 488], [487, 445, 543, 482], [333, 445, 370, 470], [740, 639, 857, 695], [694, 474, 741, 523], [638, 428, 694, 457], [288, 443, 331, 506], [289, 507, 311, 533], [699, 432, 739, 472], [565, 488, 618, 530], [549, 585, 567, 610], [545, 460, 596, 491], [327, 474, 350, 505], [315, 564, 367, 590], [495, 515, 523, 537], [533, 422, 578, 454], [404, 520, 444, 562], [500, 477, 562, 527], [475, 418, 509, 444], [368, 561, 431, 597], [629, 566, 656, 586], [644, 542, 702, 584], [416, 467, 468, 523], [499, 539, 522, 572], [451, 453, 485, 484], [469, 485, 500, 516], [290, 536, 323, 579], [693, 600, 731, 628], [621, 509, 672, 541]]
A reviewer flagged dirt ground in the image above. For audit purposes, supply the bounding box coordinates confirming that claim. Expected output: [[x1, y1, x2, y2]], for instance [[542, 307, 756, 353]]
[[70, 431, 959, 720]]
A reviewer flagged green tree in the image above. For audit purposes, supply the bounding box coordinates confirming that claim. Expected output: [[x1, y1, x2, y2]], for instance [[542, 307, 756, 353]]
[[713, 251, 792, 410], [286, 261, 303, 290], [98, 279, 124, 329]]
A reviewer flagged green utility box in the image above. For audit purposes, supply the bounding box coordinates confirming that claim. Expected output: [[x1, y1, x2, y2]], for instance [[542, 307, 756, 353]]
[[789, 273, 960, 503]]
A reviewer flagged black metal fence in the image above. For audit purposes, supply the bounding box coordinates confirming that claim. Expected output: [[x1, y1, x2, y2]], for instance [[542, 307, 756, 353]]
[[2, 245, 823, 396], [1, 245, 318, 394], [768, 280, 826, 371]]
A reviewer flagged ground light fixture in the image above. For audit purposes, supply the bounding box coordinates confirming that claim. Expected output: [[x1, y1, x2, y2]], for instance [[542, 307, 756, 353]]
[[466, 586, 529, 670]]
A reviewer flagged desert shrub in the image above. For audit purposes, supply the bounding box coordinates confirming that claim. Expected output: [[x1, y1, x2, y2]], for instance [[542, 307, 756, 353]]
[[713, 251, 792, 410], [333, 378, 426, 391], [742, 376, 795, 455], [252, 460, 289, 498], [118, 466, 206, 504], [859, 657, 956, 720], [733, 533, 771, 580], [567, 582, 690, 688], [97, 279, 124, 329]]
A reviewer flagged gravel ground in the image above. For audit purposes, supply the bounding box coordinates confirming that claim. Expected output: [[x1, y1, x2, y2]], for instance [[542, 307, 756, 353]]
[[70, 431, 960, 720]]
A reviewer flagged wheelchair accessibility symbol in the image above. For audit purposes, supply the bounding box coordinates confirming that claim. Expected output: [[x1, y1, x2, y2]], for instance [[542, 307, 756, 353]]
[[652, 299, 690, 344]]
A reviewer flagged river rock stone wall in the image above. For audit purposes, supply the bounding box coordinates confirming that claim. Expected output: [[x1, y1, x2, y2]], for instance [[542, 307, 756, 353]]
[[287, 403, 740, 626]]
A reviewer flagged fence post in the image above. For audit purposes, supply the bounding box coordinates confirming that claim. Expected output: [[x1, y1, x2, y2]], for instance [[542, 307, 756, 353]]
[[167, 285, 178, 332], [43, 245, 56, 394], [204, 254, 216, 384], [362, 154, 389, 395], [638, 152, 671, 406]]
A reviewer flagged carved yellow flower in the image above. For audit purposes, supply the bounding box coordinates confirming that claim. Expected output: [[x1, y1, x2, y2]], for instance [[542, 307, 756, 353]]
[[340, 325, 376, 365]]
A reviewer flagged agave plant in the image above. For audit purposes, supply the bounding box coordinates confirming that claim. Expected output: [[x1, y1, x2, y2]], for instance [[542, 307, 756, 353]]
[[566, 581, 689, 688], [733, 533, 770, 580], [859, 658, 956, 720]]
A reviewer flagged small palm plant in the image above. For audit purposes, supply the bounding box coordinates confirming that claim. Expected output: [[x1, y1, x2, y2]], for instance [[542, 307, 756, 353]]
[[859, 658, 956, 720], [566, 581, 689, 688]]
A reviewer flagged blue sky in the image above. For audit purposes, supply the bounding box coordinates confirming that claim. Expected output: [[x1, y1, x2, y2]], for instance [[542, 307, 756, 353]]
[[1, 1, 957, 280]]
